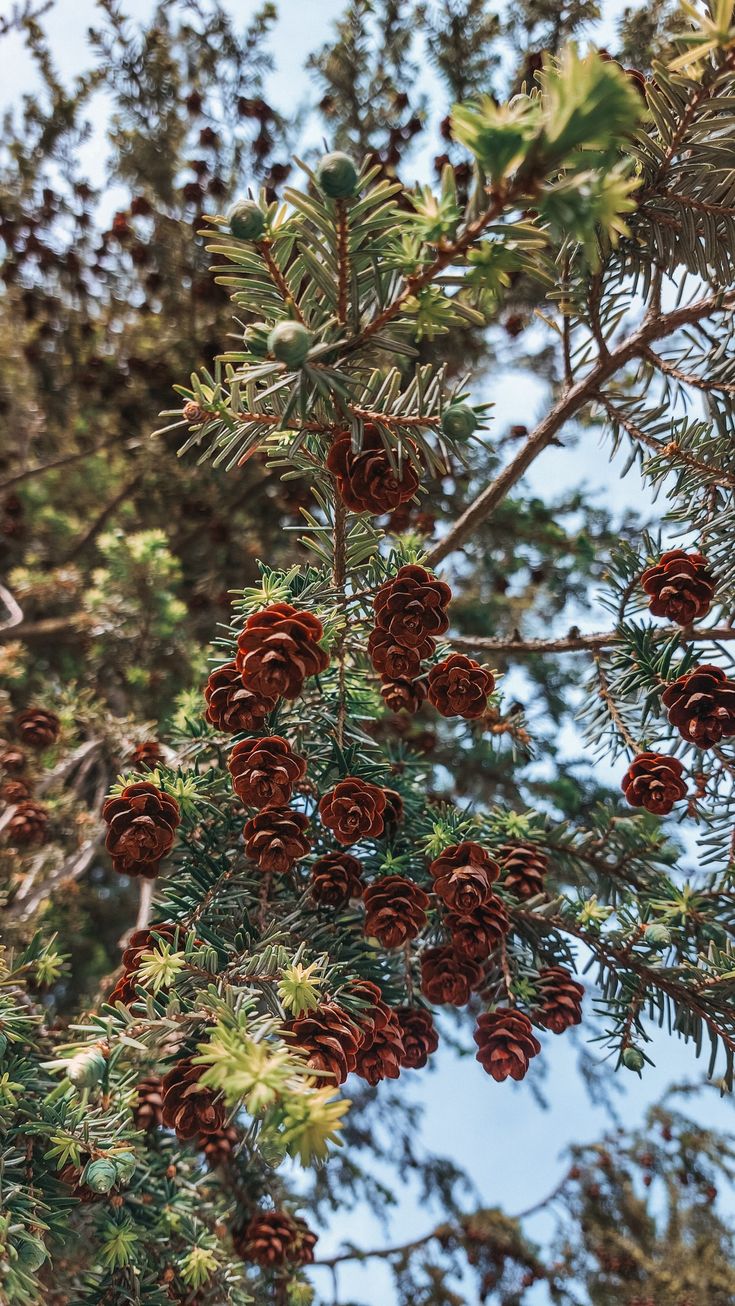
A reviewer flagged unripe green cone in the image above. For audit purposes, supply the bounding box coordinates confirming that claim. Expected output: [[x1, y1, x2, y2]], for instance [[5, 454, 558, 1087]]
[[441, 403, 477, 440], [316, 151, 358, 199], [67, 1046, 107, 1090], [622, 1046, 645, 1073], [644, 922, 671, 948], [268, 321, 312, 367], [16, 1240, 48, 1272], [228, 199, 265, 241], [83, 1158, 118, 1193], [112, 1150, 137, 1184], [243, 322, 270, 357]]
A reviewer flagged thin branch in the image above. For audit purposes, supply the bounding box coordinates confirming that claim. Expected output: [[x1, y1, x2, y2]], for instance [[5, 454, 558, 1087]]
[[447, 624, 735, 657], [63, 475, 141, 562], [0, 437, 140, 492], [0, 612, 93, 645]]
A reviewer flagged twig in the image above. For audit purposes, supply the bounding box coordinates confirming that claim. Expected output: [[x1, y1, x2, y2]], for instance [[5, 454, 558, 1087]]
[[136, 877, 155, 931], [335, 198, 350, 326], [0, 437, 140, 492], [446, 624, 735, 656], [63, 475, 141, 561]]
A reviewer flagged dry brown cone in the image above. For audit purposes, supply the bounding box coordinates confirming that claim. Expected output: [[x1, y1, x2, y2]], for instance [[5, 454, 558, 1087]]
[[373, 564, 451, 648], [621, 752, 687, 815], [326, 423, 419, 515], [132, 1075, 164, 1131], [429, 841, 499, 914], [427, 653, 494, 719], [367, 628, 426, 679], [446, 896, 510, 962], [286, 1003, 362, 1085], [309, 851, 364, 907], [129, 739, 165, 769], [498, 843, 548, 900], [661, 663, 735, 748], [318, 776, 386, 845], [199, 1124, 241, 1169], [236, 602, 328, 699], [537, 966, 584, 1035], [380, 676, 427, 714], [108, 924, 179, 1005], [0, 744, 27, 774], [1, 778, 31, 803], [228, 735, 307, 809], [420, 945, 481, 1006], [381, 786, 405, 833], [57, 1164, 102, 1204], [362, 875, 430, 948], [14, 707, 60, 748], [234, 1210, 317, 1268], [350, 979, 405, 1086], [396, 1007, 439, 1069], [5, 799, 49, 847], [160, 1057, 226, 1140], [641, 548, 714, 624], [474, 1009, 541, 1081], [243, 807, 311, 873], [204, 659, 277, 732], [102, 781, 180, 878]]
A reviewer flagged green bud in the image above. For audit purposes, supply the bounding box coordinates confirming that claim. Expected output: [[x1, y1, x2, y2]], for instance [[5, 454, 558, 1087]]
[[67, 1046, 107, 1090], [83, 1158, 118, 1194], [228, 199, 265, 241], [288, 1280, 315, 1306], [441, 403, 477, 440], [15, 1239, 48, 1272], [622, 1046, 645, 1073], [316, 151, 358, 199], [644, 923, 671, 948], [268, 321, 312, 367], [243, 322, 271, 357], [112, 1151, 137, 1184]]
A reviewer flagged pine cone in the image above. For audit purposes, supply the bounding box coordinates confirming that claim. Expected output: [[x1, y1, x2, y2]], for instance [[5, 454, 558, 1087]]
[[5, 799, 49, 847], [1, 778, 30, 804], [160, 1058, 226, 1140], [498, 843, 548, 900], [474, 1009, 541, 1081], [318, 776, 386, 845], [287, 1004, 362, 1084], [235, 1210, 315, 1268], [420, 945, 481, 1006], [102, 781, 180, 878], [446, 897, 510, 961], [109, 924, 178, 1004], [13, 707, 60, 749], [368, 628, 426, 679], [363, 875, 430, 947], [133, 1075, 164, 1130], [381, 787, 404, 831], [236, 602, 328, 699], [129, 739, 165, 769], [396, 1007, 439, 1069], [373, 565, 451, 648], [427, 654, 494, 719], [204, 660, 277, 732], [621, 752, 687, 815], [641, 549, 714, 624], [228, 735, 307, 809], [351, 980, 405, 1086], [537, 966, 584, 1034], [380, 676, 427, 714], [243, 807, 311, 873], [0, 745, 27, 774], [429, 841, 499, 914], [326, 424, 419, 514], [661, 664, 735, 748], [310, 851, 364, 907], [199, 1124, 240, 1168]]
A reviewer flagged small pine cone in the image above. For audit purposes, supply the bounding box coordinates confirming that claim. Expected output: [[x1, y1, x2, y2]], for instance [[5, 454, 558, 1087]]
[[1, 778, 31, 803], [14, 707, 60, 749], [199, 1124, 240, 1168], [243, 807, 311, 873], [420, 945, 481, 1006], [236, 603, 328, 699], [235, 1211, 310, 1268], [129, 739, 165, 769], [373, 565, 451, 648], [109, 924, 178, 1004], [58, 1164, 100, 1204], [363, 875, 430, 948], [661, 664, 735, 748], [326, 424, 419, 514], [368, 628, 430, 679], [228, 735, 307, 809], [318, 776, 386, 845], [351, 979, 405, 1086], [429, 841, 499, 914], [381, 676, 427, 714], [427, 654, 494, 719], [498, 843, 548, 900], [287, 1003, 362, 1084], [621, 752, 687, 815], [290, 1215, 318, 1266], [396, 1007, 439, 1069], [446, 896, 510, 961], [537, 966, 584, 1035], [204, 660, 277, 732], [5, 799, 49, 847], [160, 1057, 226, 1140], [0, 745, 27, 774], [102, 781, 180, 878], [641, 549, 714, 625], [381, 787, 404, 831], [133, 1075, 164, 1130], [474, 1009, 541, 1081], [310, 851, 364, 907]]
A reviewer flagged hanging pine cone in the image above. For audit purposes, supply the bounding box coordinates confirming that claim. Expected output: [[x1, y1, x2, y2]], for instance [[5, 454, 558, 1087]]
[[427, 654, 494, 719], [537, 966, 584, 1034], [243, 807, 311, 873], [429, 842, 499, 913], [661, 664, 735, 747], [446, 896, 510, 961], [362, 875, 430, 947], [236, 603, 329, 699], [351, 979, 405, 1086], [129, 739, 165, 769], [310, 851, 364, 907], [474, 1009, 541, 1081], [368, 628, 425, 679], [228, 736, 307, 809], [621, 752, 687, 815], [420, 945, 481, 1006], [380, 676, 427, 714], [204, 660, 277, 732], [235, 1210, 316, 1268], [498, 843, 548, 900], [641, 549, 714, 624], [14, 707, 60, 749], [1, 778, 30, 803], [199, 1124, 240, 1168], [102, 781, 180, 878], [0, 744, 27, 773], [318, 776, 386, 845], [373, 565, 451, 648], [160, 1058, 226, 1140], [5, 800, 49, 847], [132, 1075, 164, 1131], [381, 787, 404, 832], [326, 424, 419, 514], [109, 924, 178, 1004], [396, 1007, 439, 1069], [287, 1003, 362, 1084]]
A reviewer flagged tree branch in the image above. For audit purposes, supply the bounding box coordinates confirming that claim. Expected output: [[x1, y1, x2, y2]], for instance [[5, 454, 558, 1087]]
[[447, 623, 735, 656]]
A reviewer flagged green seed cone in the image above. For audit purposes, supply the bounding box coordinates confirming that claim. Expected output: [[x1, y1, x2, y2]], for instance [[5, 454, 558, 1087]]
[[228, 199, 265, 241], [316, 151, 358, 199], [268, 321, 312, 367]]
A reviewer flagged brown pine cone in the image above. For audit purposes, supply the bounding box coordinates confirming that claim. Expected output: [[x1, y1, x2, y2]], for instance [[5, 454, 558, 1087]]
[[326, 424, 419, 514], [363, 875, 430, 947], [287, 1003, 362, 1084], [396, 1007, 439, 1069], [102, 781, 180, 878], [368, 628, 428, 679], [420, 945, 481, 1006], [160, 1058, 226, 1140], [429, 841, 499, 914], [537, 966, 584, 1035], [5, 799, 49, 847], [235, 1210, 315, 1268], [290, 1215, 318, 1266], [236, 602, 328, 699], [373, 565, 451, 648], [57, 1164, 101, 1204], [661, 664, 735, 748], [0, 745, 27, 774], [498, 843, 548, 900], [621, 752, 687, 815], [641, 549, 714, 624], [380, 676, 427, 714], [199, 1124, 240, 1168], [446, 896, 510, 961], [474, 1009, 541, 1081], [228, 735, 307, 809], [1, 778, 31, 803], [382, 787, 405, 831], [109, 924, 179, 1004], [129, 739, 165, 769], [351, 979, 405, 1086], [427, 654, 494, 719], [13, 707, 60, 749], [310, 851, 364, 907], [243, 807, 311, 873], [204, 660, 277, 732], [318, 776, 386, 845], [133, 1075, 164, 1130]]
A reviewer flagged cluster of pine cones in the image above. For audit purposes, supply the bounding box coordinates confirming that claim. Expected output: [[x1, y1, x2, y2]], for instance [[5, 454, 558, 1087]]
[[0, 707, 59, 848]]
